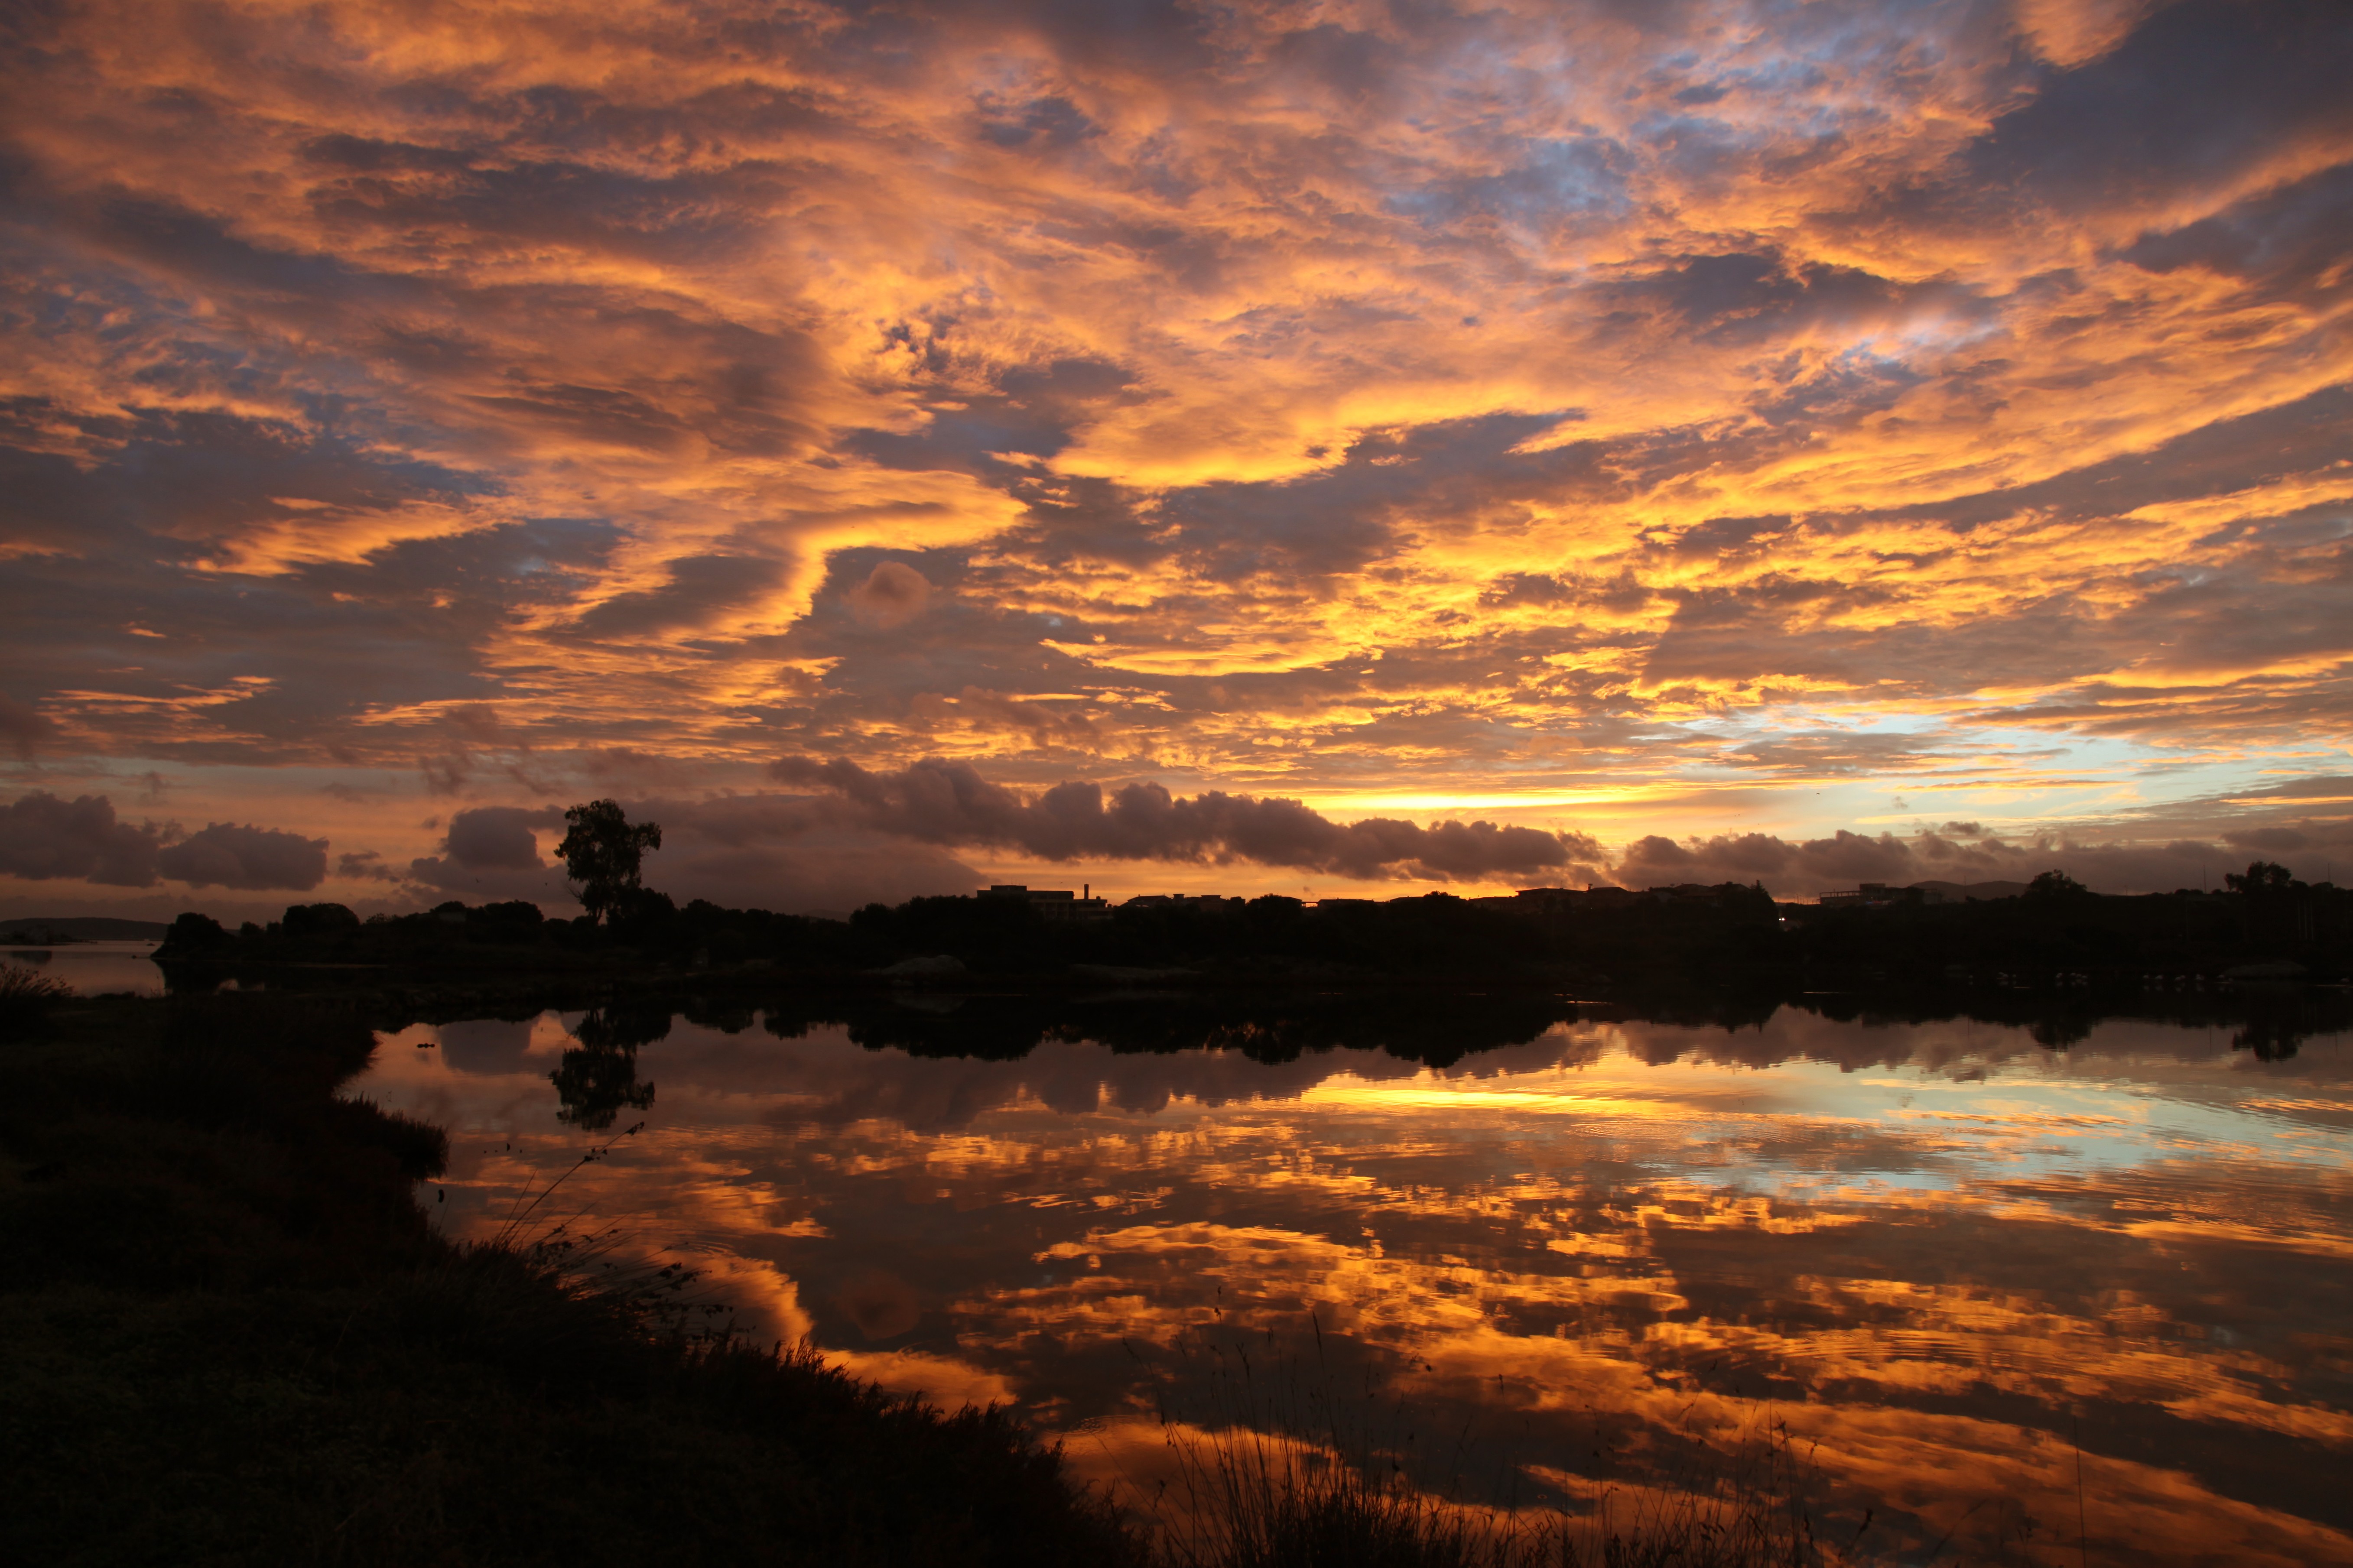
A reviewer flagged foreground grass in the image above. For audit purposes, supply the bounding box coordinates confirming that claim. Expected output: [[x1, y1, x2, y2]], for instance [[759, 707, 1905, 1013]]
[[1146, 1422, 1836, 1568], [0, 993, 1133, 1567], [1134, 1323, 1857, 1568]]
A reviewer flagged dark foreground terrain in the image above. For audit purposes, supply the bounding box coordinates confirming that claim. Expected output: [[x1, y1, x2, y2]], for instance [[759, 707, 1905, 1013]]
[[0, 987, 1131, 1568]]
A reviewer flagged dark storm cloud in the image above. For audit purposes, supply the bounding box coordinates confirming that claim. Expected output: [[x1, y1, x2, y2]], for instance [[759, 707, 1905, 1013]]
[[769, 756, 1606, 883]]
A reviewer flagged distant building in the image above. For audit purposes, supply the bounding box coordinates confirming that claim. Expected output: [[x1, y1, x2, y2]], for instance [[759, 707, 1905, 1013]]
[[1513, 883, 1760, 911], [1645, 882, 1759, 905], [1123, 893, 1244, 909], [978, 884, 1109, 922], [1815, 882, 1926, 909], [1512, 886, 1640, 911]]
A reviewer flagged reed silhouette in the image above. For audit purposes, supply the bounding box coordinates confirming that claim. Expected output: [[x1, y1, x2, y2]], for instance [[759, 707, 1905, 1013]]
[[1122, 1317, 1874, 1568]]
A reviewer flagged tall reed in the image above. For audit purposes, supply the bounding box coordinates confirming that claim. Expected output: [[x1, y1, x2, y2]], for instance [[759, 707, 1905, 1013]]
[[1124, 1318, 1871, 1568]]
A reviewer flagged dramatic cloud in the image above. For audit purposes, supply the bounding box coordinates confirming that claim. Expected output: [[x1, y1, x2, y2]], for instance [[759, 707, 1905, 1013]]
[[152, 822, 328, 891], [402, 806, 569, 902], [0, 792, 165, 885], [441, 807, 548, 871], [767, 758, 2353, 897], [773, 756, 1608, 884], [1608, 824, 2342, 899], [844, 562, 934, 630], [1, 1, 2348, 893], [0, 792, 326, 890]]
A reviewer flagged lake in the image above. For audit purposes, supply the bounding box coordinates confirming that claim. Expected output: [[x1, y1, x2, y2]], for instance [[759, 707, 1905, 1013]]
[[1, 940, 166, 997], [348, 994, 2348, 1563]]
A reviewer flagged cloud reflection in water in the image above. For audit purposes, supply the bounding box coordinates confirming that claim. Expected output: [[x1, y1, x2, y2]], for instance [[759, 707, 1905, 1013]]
[[358, 1003, 2353, 1563]]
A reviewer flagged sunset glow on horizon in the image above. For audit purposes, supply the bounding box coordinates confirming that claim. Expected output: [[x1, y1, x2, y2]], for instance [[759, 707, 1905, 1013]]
[[4, 0, 2350, 916]]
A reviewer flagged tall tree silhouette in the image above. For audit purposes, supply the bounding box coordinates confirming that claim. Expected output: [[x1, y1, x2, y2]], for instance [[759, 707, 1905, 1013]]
[[2226, 860, 2295, 895], [556, 799, 662, 923]]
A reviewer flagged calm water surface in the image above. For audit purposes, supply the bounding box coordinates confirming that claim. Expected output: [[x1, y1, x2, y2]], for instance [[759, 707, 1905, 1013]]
[[1, 940, 164, 996], [354, 1000, 2353, 1565]]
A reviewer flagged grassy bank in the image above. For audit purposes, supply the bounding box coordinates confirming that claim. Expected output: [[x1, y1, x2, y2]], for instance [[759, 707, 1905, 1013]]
[[0, 990, 1132, 1567]]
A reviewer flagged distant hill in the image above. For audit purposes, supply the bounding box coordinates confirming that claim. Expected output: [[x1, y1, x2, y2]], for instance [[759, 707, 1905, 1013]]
[[1911, 881, 2030, 902], [0, 917, 170, 942]]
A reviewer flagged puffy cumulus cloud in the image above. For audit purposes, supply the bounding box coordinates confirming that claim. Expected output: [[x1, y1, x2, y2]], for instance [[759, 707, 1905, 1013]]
[[844, 562, 933, 630], [1612, 821, 2353, 899], [756, 755, 2353, 897], [0, 792, 165, 885], [152, 822, 328, 891], [441, 806, 549, 871], [403, 805, 571, 903], [0, 0, 2348, 847], [0, 791, 328, 891], [771, 756, 1609, 884]]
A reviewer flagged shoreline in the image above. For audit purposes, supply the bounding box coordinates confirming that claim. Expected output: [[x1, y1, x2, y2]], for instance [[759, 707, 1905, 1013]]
[[0, 990, 1137, 1567]]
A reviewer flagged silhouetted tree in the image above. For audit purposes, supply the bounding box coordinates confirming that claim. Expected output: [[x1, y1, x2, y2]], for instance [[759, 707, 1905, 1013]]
[[556, 799, 663, 924], [2024, 869, 2090, 902], [2226, 860, 2295, 895]]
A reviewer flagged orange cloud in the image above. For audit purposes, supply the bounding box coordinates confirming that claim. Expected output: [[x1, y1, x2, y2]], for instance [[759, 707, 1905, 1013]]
[[0, 0, 2349, 903]]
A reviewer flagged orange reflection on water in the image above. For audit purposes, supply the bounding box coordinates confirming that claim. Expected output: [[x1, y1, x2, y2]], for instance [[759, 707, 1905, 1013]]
[[358, 1006, 2353, 1563]]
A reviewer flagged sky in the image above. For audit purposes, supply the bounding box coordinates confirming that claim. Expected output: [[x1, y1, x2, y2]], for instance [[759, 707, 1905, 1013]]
[[3, 0, 2350, 919]]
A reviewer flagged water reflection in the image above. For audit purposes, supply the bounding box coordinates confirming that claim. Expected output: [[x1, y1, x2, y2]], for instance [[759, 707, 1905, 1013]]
[[0, 941, 165, 997], [356, 997, 2353, 1565], [550, 1003, 668, 1130]]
